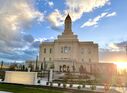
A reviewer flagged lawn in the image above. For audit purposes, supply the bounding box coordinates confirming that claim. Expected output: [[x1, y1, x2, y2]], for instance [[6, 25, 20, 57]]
[[0, 83, 103, 93], [0, 83, 64, 93]]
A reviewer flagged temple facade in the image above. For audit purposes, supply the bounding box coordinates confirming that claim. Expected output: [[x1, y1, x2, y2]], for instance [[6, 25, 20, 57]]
[[39, 14, 99, 72]]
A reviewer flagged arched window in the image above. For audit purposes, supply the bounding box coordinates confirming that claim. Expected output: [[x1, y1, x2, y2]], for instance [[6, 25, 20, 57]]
[[50, 48, 52, 53], [59, 66, 62, 72], [63, 65, 66, 72], [43, 57, 45, 61], [49, 58, 51, 61], [64, 46, 71, 53], [44, 48, 46, 53]]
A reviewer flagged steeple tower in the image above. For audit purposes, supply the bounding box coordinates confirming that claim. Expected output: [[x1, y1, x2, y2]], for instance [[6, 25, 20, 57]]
[[64, 14, 73, 34], [56, 14, 78, 41]]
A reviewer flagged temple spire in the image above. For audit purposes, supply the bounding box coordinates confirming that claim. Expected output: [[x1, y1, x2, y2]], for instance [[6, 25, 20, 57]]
[[64, 14, 72, 34]]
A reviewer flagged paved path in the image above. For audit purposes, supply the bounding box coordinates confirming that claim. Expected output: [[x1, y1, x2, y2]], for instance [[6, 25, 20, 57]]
[[38, 79, 125, 93], [0, 91, 12, 93]]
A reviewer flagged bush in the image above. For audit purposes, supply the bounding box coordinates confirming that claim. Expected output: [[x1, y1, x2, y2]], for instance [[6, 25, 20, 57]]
[[46, 82, 49, 85], [58, 83, 61, 87], [0, 71, 5, 80], [63, 84, 66, 88], [77, 85, 81, 89], [91, 85, 96, 90], [69, 84, 73, 88], [50, 82, 53, 87], [37, 80, 40, 84], [82, 84, 85, 88]]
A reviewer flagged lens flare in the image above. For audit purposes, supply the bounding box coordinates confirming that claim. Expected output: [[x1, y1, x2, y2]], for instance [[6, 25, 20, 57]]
[[113, 62, 127, 72]]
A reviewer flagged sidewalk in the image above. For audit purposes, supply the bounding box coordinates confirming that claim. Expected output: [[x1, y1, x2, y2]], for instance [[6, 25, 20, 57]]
[[0, 91, 12, 93]]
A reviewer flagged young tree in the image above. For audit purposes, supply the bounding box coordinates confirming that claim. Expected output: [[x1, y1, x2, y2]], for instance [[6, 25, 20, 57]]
[[9, 63, 18, 71], [0, 61, 4, 70], [35, 55, 39, 71], [21, 65, 25, 71]]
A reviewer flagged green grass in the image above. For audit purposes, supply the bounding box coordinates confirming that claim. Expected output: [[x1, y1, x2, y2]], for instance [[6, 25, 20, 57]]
[[0, 84, 64, 93], [0, 83, 104, 93]]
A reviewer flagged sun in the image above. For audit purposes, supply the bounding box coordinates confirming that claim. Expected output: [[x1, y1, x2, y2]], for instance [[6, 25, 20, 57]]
[[113, 62, 127, 71]]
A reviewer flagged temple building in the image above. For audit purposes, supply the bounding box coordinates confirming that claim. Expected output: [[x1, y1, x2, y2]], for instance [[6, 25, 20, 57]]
[[39, 14, 99, 72]]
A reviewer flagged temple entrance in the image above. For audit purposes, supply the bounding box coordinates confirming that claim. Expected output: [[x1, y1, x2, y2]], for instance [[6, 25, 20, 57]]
[[59, 65, 70, 72]]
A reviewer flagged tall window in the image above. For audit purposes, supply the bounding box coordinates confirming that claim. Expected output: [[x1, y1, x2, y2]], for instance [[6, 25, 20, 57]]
[[64, 46, 71, 53], [82, 59, 84, 62], [88, 50, 91, 54], [49, 58, 51, 61], [61, 47, 63, 53], [44, 48, 46, 53], [64, 46, 68, 53], [81, 48, 84, 54], [61, 46, 71, 53], [89, 58, 91, 62], [44, 57, 45, 61], [50, 48, 52, 54]]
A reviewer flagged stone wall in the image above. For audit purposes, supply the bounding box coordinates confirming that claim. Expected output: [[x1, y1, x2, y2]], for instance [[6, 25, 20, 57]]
[[4, 71, 37, 85]]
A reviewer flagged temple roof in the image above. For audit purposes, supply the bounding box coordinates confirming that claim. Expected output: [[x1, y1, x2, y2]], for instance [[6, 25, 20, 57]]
[[65, 14, 71, 20]]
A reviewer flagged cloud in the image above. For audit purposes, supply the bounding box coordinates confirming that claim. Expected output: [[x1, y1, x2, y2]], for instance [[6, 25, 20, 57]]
[[107, 41, 127, 51], [65, 0, 110, 21], [100, 41, 127, 62], [81, 11, 117, 28], [99, 41, 127, 53], [0, 0, 44, 41], [0, 34, 37, 62], [107, 43, 121, 51], [47, 0, 110, 30], [0, 33, 56, 62], [47, 9, 65, 27], [23, 34, 34, 43], [50, 25, 63, 32], [100, 50, 127, 63], [31, 41, 40, 48], [106, 12, 116, 17], [116, 41, 127, 47], [0, 38, 33, 61], [81, 12, 108, 28], [0, 0, 44, 62], [48, 1, 54, 7]]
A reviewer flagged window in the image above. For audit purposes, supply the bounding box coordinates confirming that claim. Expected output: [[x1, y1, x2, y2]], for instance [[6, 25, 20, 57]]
[[44, 48, 46, 53], [88, 50, 91, 54], [61, 46, 71, 53], [50, 48, 52, 54], [89, 58, 91, 62], [82, 59, 84, 62], [61, 47, 63, 53], [64, 46, 71, 53], [49, 58, 51, 61], [44, 57, 45, 61], [64, 46, 68, 53], [81, 48, 84, 54]]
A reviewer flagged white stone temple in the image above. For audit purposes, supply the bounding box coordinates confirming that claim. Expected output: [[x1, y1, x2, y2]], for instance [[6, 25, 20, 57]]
[[39, 14, 99, 72]]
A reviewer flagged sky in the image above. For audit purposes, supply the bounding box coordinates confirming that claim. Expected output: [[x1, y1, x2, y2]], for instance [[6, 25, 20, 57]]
[[0, 0, 127, 63]]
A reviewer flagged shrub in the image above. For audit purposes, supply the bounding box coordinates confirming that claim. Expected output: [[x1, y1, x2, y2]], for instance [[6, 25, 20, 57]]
[[77, 85, 81, 89], [37, 80, 40, 84], [50, 82, 53, 87], [46, 82, 49, 85], [69, 84, 73, 88], [63, 83, 66, 88], [91, 85, 96, 90], [58, 83, 61, 87], [82, 84, 85, 88]]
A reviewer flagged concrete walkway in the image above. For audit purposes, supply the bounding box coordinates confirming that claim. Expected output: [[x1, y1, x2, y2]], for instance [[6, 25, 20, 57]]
[[0, 91, 12, 93], [38, 80, 122, 93]]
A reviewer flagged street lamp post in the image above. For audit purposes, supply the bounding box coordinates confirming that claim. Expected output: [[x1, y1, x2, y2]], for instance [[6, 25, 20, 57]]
[[125, 45, 127, 56], [35, 55, 38, 71]]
